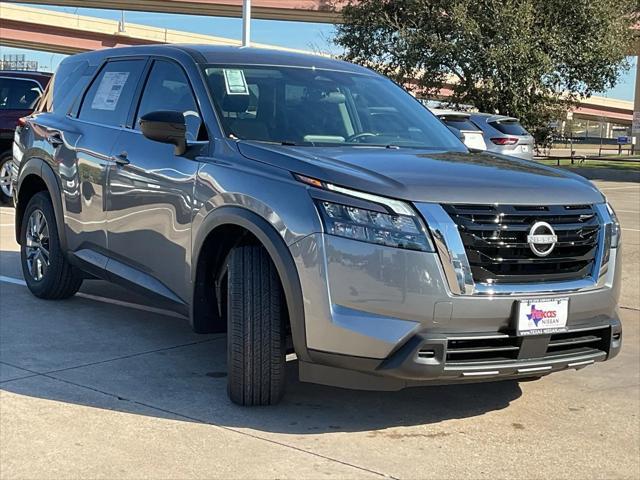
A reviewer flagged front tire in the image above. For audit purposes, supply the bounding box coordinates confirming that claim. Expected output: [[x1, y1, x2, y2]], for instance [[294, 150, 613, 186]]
[[227, 245, 286, 406], [20, 191, 82, 299]]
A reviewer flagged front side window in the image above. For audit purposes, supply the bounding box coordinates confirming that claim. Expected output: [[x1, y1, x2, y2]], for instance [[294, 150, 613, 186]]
[[79, 59, 146, 127], [0, 77, 42, 110], [203, 65, 464, 150], [136, 60, 202, 141]]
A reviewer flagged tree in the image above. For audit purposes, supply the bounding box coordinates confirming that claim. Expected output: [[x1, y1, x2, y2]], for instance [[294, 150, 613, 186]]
[[334, 0, 635, 138]]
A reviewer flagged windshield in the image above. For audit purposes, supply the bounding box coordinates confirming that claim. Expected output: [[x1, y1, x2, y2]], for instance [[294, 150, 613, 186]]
[[203, 65, 464, 150]]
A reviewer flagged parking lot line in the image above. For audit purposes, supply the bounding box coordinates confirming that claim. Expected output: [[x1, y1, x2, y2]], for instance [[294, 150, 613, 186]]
[[0, 275, 25, 286], [0, 275, 185, 319]]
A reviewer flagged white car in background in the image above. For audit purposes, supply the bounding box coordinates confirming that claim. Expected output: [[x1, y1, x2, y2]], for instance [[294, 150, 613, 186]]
[[468, 113, 535, 160], [430, 109, 487, 151]]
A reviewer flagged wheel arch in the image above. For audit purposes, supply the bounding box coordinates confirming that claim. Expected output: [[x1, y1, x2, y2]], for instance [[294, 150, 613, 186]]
[[192, 206, 309, 362], [15, 157, 66, 251]]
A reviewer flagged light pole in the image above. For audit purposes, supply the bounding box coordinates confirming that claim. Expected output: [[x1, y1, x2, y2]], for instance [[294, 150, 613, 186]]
[[242, 0, 251, 47], [633, 56, 639, 154], [117, 10, 126, 33]]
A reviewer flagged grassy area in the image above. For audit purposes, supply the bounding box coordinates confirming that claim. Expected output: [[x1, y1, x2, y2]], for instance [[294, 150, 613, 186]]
[[537, 158, 640, 170]]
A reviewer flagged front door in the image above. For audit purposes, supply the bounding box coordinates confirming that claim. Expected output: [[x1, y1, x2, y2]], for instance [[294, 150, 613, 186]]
[[106, 59, 207, 306]]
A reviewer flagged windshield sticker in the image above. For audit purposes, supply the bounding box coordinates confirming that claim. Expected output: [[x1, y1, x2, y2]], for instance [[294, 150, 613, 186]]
[[223, 69, 249, 95], [91, 71, 130, 111]]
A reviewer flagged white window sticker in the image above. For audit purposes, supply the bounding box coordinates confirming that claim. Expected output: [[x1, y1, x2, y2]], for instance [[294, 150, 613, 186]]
[[91, 72, 130, 111], [223, 69, 249, 95]]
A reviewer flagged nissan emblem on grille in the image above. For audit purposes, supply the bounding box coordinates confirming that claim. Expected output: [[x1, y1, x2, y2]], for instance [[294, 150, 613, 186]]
[[527, 221, 558, 257]]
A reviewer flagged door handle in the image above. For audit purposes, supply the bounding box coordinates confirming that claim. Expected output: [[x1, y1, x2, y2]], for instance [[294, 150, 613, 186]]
[[111, 152, 130, 166], [47, 133, 64, 148]]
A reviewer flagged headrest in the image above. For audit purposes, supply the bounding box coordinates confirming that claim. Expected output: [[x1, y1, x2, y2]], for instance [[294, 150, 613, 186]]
[[222, 94, 250, 113], [319, 92, 346, 104]]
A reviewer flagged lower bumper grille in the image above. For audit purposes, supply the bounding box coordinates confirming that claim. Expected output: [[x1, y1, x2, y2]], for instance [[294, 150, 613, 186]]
[[442, 204, 601, 284], [445, 327, 610, 365]]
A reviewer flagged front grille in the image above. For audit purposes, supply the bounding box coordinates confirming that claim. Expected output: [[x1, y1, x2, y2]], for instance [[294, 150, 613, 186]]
[[443, 204, 600, 283], [545, 328, 610, 358], [445, 337, 520, 363], [445, 327, 609, 365]]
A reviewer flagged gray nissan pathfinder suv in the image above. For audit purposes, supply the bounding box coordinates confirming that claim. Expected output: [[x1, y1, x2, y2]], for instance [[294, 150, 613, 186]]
[[12, 46, 622, 406]]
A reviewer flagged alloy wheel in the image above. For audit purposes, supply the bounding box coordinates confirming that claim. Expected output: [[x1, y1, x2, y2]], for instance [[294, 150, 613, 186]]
[[25, 209, 50, 281], [0, 161, 12, 198]]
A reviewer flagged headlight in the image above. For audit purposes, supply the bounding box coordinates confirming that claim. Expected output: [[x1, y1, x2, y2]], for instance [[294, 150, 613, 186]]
[[606, 203, 621, 247], [316, 200, 433, 251], [295, 173, 434, 251]]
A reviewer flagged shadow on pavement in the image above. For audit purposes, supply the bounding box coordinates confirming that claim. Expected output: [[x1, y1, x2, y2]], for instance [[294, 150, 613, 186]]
[[2, 356, 523, 435], [0, 245, 523, 434]]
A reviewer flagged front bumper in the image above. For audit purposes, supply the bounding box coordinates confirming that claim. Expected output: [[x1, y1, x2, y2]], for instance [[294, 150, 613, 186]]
[[290, 231, 622, 390], [300, 317, 621, 391]]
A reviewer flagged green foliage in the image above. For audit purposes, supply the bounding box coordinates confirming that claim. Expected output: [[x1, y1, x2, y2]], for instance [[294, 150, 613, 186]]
[[335, 0, 635, 135]]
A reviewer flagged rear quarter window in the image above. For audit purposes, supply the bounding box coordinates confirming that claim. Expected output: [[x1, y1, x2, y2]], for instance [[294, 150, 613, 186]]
[[490, 120, 528, 136], [43, 60, 92, 114]]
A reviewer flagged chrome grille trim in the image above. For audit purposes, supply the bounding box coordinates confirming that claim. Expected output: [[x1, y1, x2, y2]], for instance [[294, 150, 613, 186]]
[[415, 202, 616, 296], [443, 203, 599, 283]]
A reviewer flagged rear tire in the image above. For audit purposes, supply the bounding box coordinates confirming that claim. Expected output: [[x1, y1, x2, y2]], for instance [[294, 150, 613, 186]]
[[227, 245, 286, 406], [0, 152, 14, 204], [20, 191, 82, 299]]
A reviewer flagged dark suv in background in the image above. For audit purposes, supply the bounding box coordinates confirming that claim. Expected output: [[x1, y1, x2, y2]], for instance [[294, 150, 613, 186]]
[[12, 46, 622, 406], [0, 71, 51, 203]]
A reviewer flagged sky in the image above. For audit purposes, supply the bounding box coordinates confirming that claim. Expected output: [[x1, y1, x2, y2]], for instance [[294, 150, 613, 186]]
[[1, 3, 636, 102]]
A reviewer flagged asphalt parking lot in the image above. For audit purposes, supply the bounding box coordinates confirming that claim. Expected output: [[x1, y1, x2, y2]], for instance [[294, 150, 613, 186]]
[[1, 169, 639, 479]]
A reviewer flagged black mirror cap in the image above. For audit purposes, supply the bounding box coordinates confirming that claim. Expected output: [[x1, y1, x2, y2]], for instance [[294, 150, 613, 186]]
[[139, 110, 187, 155]]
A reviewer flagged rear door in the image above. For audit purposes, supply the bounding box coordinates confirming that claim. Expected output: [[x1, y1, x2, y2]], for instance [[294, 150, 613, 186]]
[[61, 58, 147, 262], [105, 58, 207, 306]]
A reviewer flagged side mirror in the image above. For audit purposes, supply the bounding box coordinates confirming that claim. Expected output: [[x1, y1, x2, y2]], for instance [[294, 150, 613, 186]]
[[139, 110, 187, 155]]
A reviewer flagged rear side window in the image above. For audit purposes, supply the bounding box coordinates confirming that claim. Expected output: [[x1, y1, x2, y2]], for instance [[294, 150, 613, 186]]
[[491, 120, 528, 136], [39, 60, 91, 114], [0, 77, 42, 110], [441, 116, 480, 132], [135, 60, 202, 141], [79, 59, 146, 127]]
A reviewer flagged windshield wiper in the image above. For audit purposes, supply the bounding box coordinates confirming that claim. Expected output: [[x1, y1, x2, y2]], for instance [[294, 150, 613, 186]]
[[242, 139, 300, 147]]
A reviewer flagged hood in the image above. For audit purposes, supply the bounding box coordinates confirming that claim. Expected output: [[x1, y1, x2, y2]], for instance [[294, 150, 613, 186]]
[[236, 142, 604, 205]]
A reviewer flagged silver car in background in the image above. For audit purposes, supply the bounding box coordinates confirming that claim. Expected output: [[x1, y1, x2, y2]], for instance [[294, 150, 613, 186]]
[[430, 109, 487, 151], [469, 113, 534, 160]]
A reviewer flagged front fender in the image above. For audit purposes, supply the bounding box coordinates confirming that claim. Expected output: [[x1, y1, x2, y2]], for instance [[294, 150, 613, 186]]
[[192, 206, 309, 362]]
